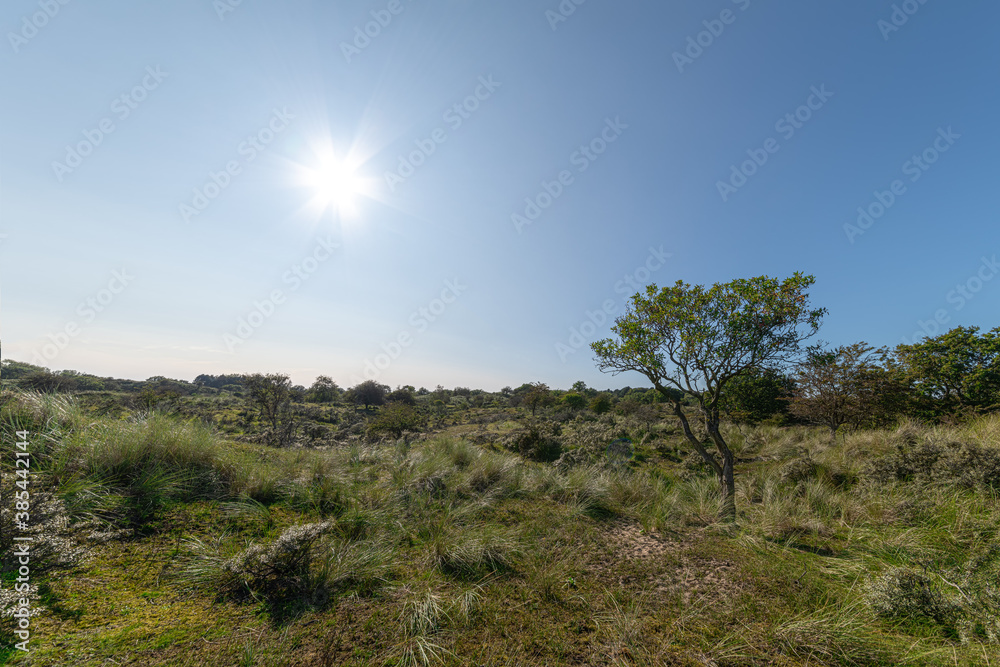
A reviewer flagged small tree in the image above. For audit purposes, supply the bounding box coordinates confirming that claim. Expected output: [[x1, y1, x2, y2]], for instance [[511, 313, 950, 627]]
[[789, 343, 882, 439], [589, 394, 612, 415], [562, 392, 587, 411], [592, 274, 824, 521], [893, 326, 1000, 421], [367, 403, 425, 438], [386, 387, 417, 406], [523, 382, 554, 416], [351, 380, 388, 410], [242, 373, 296, 446], [307, 375, 340, 403]]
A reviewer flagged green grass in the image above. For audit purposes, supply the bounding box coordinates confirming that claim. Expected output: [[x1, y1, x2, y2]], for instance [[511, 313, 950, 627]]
[[3, 390, 1000, 665]]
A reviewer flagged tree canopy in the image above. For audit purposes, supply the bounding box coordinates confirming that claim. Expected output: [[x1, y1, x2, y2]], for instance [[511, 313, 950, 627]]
[[592, 273, 824, 520]]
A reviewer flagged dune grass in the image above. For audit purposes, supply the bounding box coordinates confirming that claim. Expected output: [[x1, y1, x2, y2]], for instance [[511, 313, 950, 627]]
[[2, 390, 1000, 664]]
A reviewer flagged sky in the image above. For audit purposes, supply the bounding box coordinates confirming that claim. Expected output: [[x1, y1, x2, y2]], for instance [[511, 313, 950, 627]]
[[1, 0, 998, 392]]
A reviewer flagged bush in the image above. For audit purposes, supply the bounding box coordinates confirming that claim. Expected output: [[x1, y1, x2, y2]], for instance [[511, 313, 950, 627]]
[[221, 521, 334, 599], [367, 404, 425, 439], [865, 567, 960, 632], [778, 456, 817, 485], [863, 439, 1000, 490], [500, 421, 563, 462]]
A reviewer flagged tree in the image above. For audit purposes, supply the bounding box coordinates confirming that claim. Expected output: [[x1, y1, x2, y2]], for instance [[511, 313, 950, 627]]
[[721, 367, 794, 425], [242, 373, 296, 446], [592, 274, 824, 521], [893, 326, 1000, 421], [789, 343, 897, 438], [351, 380, 388, 410], [307, 375, 340, 403], [367, 403, 425, 438], [562, 392, 587, 411], [243, 374, 291, 429], [386, 387, 417, 406], [522, 382, 554, 416], [589, 394, 612, 414]]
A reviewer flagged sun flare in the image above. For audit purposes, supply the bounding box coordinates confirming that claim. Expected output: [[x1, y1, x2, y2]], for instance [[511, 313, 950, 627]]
[[304, 157, 364, 212]]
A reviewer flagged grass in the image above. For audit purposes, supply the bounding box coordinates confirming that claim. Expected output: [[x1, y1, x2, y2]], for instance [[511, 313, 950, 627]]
[[3, 390, 1000, 664]]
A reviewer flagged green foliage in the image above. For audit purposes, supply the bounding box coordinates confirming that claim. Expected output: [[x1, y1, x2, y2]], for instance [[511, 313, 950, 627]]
[[592, 273, 825, 520], [0, 359, 47, 380], [387, 387, 417, 406], [306, 375, 340, 403], [522, 382, 554, 416], [721, 367, 794, 424], [561, 392, 586, 410], [500, 420, 563, 462], [865, 567, 960, 631], [368, 403, 425, 438], [863, 438, 1000, 490], [349, 380, 389, 410], [894, 326, 1000, 421], [242, 373, 295, 446], [589, 394, 612, 414], [790, 343, 907, 436]]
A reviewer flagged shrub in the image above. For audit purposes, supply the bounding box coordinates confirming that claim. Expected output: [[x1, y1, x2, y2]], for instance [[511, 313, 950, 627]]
[[221, 521, 334, 599], [367, 404, 425, 439], [863, 439, 1000, 490], [500, 421, 563, 462], [778, 456, 817, 485], [864, 567, 959, 631]]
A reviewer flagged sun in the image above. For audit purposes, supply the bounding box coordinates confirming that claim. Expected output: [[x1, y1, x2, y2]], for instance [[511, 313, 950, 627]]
[[302, 155, 365, 214]]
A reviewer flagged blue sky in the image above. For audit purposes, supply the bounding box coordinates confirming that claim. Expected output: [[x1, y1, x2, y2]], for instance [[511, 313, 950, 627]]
[[1, 0, 997, 391]]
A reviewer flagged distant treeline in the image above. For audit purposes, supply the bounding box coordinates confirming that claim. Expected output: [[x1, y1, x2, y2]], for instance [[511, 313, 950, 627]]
[[0, 360, 649, 404]]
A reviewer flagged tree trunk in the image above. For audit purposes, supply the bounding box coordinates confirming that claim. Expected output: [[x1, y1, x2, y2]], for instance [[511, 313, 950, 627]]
[[706, 418, 737, 523], [719, 448, 736, 522], [671, 400, 722, 479]]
